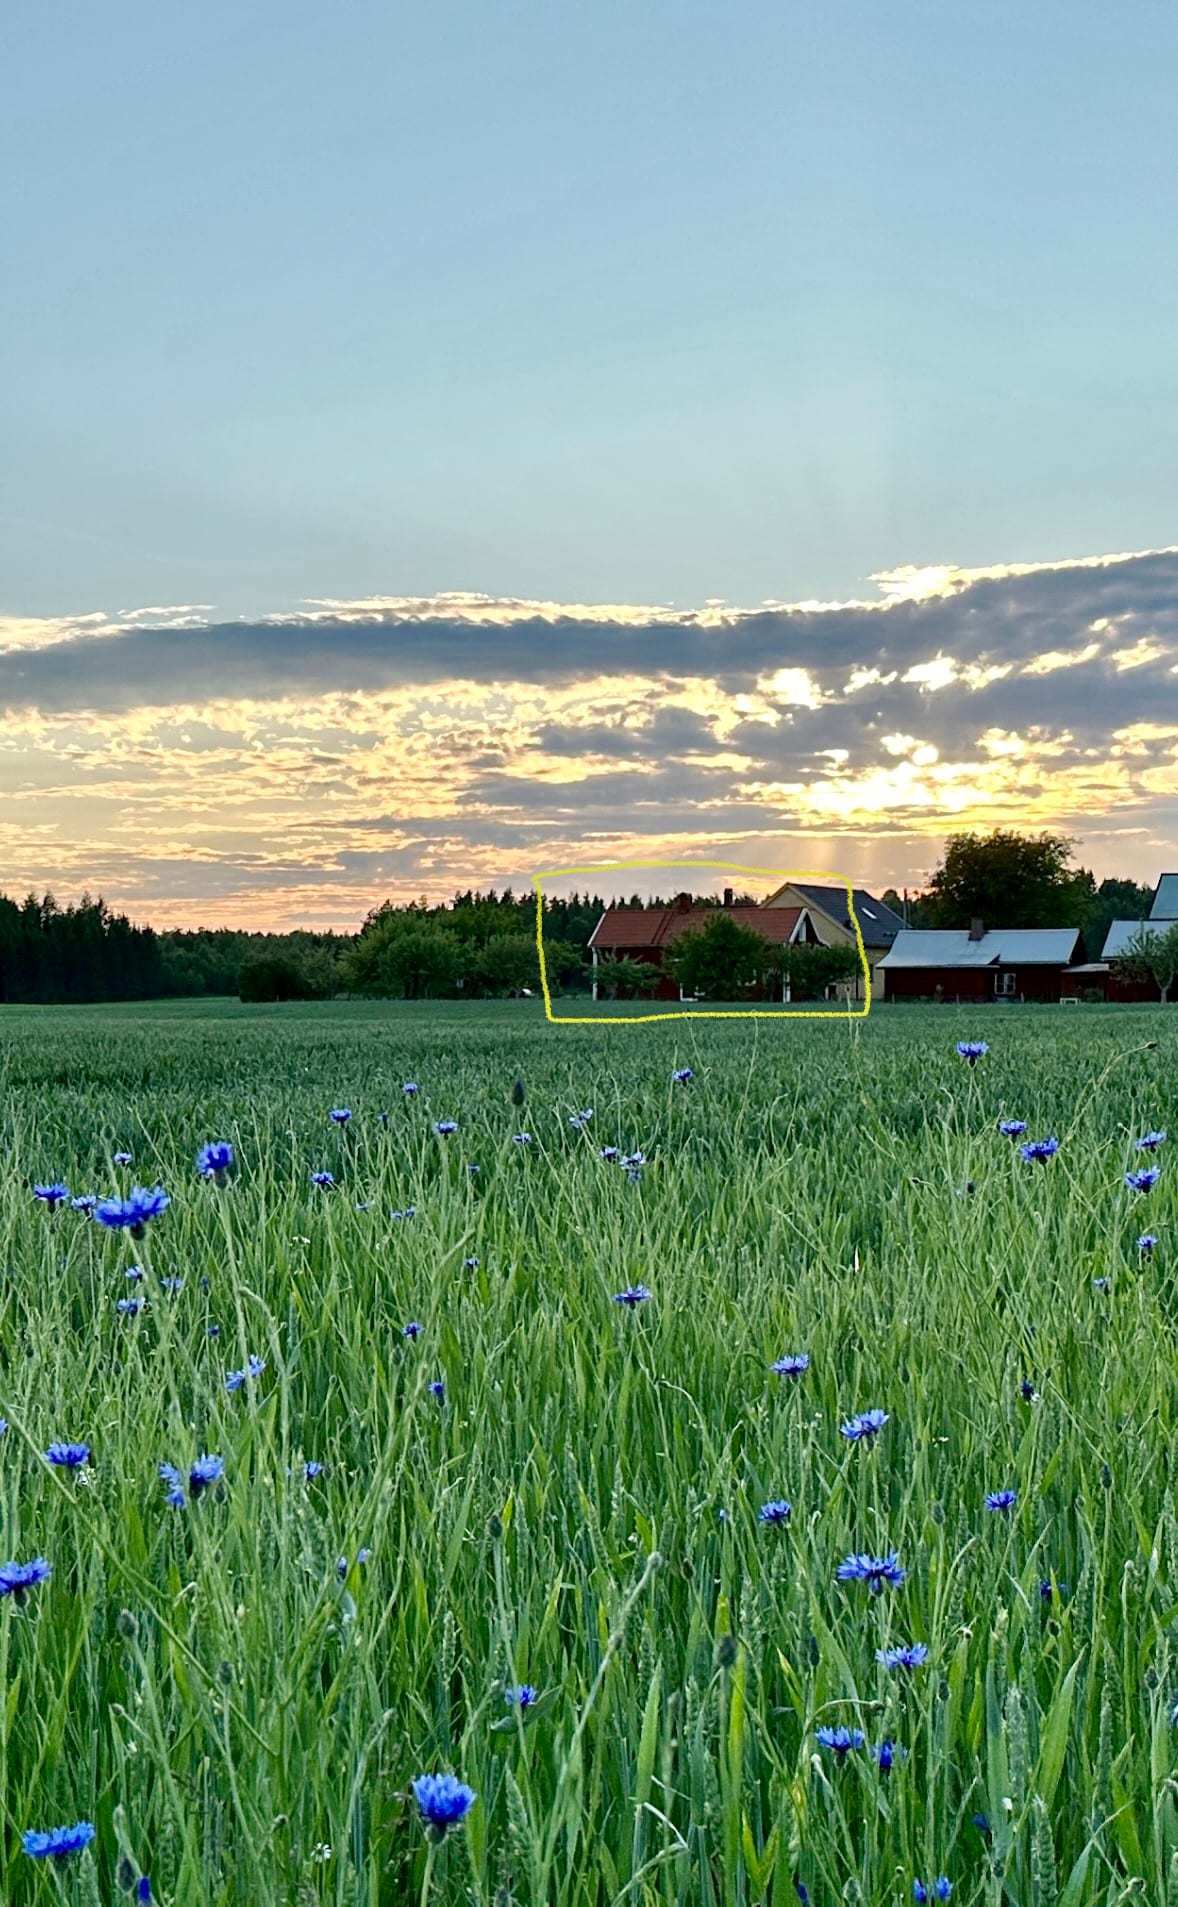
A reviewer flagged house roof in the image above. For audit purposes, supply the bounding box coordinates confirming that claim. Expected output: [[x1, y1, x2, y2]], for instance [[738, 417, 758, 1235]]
[[590, 904, 807, 952], [878, 927, 1082, 969], [1102, 917, 1177, 960], [763, 882, 905, 944], [1151, 874, 1178, 919]]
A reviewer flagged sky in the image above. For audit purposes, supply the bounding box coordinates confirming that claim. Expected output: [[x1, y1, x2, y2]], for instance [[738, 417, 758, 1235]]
[[2, 2, 1176, 926]]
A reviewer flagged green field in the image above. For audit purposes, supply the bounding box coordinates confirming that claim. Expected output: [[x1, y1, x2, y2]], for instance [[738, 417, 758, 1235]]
[[0, 998, 1175, 1906]]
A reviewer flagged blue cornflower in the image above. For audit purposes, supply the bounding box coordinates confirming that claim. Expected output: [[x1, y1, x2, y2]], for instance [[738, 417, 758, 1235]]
[[1126, 1166, 1161, 1192], [336, 1549, 372, 1579], [973, 1813, 992, 1839], [1139, 1233, 1159, 1253], [771, 1352, 811, 1378], [304, 1461, 324, 1479], [160, 1454, 224, 1505], [956, 1041, 988, 1063], [504, 1684, 538, 1707], [875, 1738, 907, 1770], [913, 1883, 952, 1904], [159, 1275, 184, 1293], [390, 1206, 417, 1220], [311, 1170, 334, 1187], [463, 1256, 479, 1268], [998, 1119, 1028, 1137], [412, 1772, 476, 1834], [225, 1354, 266, 1392], [428, 1379, 446, 1399], [113, 1151, 133, 1166], [125, 1265, 145, 1280], [1093, 1276, 1111, 1292], [672, 1067, 694, 1084], [876, 1642, 928, 1669], [613, 1285, 651, 1306], [403, 1081, 418, 1095], [599, 1145, 620, 1161], [207, 1323, 221, 1336], [402, 1321, 423, 1338], [70, 1194, 98, 1213], [330, 1108, 352, 1124], [1136, 1131, 1167, 1151], [467, 1163, 480, 1175], [1020, 1377, 1038, 1402], [197, 1140, 234, 1181], [117, 1297, 144, 1315], [1020, 1136, 1059, 1165], [836, 1551, 906, 1592], [137, 1881, 153, 1903], [22, 1821, 96, 1861], [0, 1557, 52, 1599], [1039, 1578, 1069, 1601], [0, 1420, 7, 1435], [569, 1109, 594, 1127], [621, 1151, 647, 1169], [45, 1443, 90, 1469], [96, 1186, 170, 1237], [33, 1183, 70, 1209], [815, 1725, 864, 1757], [840, 1408, 889, 1441], [433, 1120, 458, 1137], [759, 1499, 792, 1524], [985, 1489, 1018, 1513], [512, 1133, 532, 1146]]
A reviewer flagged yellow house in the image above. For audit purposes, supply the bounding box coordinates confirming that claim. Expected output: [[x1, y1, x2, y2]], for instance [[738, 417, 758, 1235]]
[[761, 882, 906, 1000]]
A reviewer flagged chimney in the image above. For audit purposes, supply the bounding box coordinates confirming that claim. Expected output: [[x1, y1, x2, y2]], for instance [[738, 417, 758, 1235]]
[[722, 887, 733, 907], [676, 891, 692, 913], [968, 917, 985, 941]]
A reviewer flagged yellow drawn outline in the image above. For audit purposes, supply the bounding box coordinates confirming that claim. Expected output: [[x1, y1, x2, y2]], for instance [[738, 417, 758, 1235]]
[[532, 861, 872, 1023]]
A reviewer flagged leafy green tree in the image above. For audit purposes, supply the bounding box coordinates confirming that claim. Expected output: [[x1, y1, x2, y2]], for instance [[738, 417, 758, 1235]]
[[1111, 920, 1178, 1004], [593, 955, 661, 999], [342, 917, 461, 999], [663, 915, 769, 1000], [238, 954, 316, 1002], [1078, 877, 1154, 963], [780, 942, 863, 1000], [926, 830, 1089, 929]]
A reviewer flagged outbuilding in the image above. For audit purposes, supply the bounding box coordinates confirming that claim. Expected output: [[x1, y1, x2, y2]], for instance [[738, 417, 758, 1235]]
[[876, 923, 1085, 1003]]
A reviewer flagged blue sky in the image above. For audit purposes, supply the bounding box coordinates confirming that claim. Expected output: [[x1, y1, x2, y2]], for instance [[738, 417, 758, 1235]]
[[5, 0, 1177, 614], [2, 4, 1176, 925]]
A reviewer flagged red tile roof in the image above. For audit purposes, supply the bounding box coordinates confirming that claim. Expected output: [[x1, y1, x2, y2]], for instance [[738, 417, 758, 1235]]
[[590, 904, 804, 951]]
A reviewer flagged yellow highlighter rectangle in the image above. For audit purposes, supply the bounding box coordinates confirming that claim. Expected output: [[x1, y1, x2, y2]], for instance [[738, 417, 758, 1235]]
[[533, 861, 872, 1022]]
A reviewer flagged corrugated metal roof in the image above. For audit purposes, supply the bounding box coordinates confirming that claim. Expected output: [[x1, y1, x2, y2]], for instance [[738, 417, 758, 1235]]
[[878, 927, 1081, 969], [1102, 917, 1177, 959], [1151, 874, 1178, 919], [764, 882, 904, 943]]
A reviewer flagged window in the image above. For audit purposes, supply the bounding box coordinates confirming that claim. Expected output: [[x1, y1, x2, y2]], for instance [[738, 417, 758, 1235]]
[[995, 970, 1016, 996]]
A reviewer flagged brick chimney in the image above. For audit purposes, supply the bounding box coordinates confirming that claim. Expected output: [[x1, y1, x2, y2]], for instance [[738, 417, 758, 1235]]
[[968, 917, 985, 941], [722, 887, 733, 907], [676, 891, 692, 913]]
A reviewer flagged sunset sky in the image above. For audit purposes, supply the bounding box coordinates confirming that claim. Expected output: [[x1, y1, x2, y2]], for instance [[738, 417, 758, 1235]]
[[3, 3, 1176, 927]]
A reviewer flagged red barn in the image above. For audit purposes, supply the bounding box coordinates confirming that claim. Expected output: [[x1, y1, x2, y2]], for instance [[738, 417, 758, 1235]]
[[876, 924, 1085, 1003]]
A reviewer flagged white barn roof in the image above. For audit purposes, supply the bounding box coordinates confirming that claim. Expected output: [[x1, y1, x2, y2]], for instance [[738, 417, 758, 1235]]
[[1151, 874, 1178, 918], [1102, 917, 1177, 960], [878, 928, 1081, 969]]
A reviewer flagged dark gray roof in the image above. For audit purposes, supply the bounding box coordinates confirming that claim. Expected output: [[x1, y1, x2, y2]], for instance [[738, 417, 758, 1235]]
[[788, 884, 906, 945]]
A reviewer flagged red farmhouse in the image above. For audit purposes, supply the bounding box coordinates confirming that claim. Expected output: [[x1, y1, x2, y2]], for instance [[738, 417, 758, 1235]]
[[588, 890, 818, 1002], [876, 923, 1085, 1003]]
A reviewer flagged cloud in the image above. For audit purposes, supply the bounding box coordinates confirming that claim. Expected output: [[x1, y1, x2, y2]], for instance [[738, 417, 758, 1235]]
[[0, 546, 1175, 923]]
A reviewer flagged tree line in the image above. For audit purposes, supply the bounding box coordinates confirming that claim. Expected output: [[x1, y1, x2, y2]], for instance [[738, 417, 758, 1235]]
[[0, 833, 1165, 1005]]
